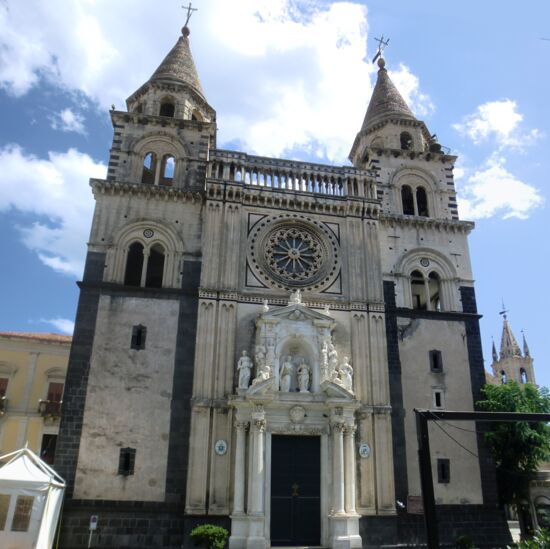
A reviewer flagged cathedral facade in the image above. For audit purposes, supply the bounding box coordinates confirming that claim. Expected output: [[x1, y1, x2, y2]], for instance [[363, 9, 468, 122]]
[[54, 23, 511, 549]]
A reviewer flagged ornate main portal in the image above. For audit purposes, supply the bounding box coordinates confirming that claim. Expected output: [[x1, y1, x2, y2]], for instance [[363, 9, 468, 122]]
[[229, 293, 362, 549]]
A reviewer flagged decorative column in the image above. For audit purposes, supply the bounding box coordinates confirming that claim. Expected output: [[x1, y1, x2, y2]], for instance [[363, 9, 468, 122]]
[[343, 425, 357, 514], [233, 421, 249, 514], [331, 421, 345, 515], [250, 417, 266, 514], [229, 419, 250, 549]]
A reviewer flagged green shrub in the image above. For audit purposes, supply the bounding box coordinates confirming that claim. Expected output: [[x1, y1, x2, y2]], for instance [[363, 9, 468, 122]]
[[513, 528, 550, 549], [456, 534, 475, 548], [190, 524, 229, 549]]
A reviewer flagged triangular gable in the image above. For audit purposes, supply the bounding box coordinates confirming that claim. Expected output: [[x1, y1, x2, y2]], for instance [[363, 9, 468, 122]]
[[260, 303, 333, 323]]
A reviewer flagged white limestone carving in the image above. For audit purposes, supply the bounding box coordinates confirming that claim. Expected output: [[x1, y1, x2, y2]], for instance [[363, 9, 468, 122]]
[[297, 359, 311, 392], [252, 345, 272, 385], [339, 356, 354, 392], [279, 356, 293, 392], [236, 350, 252, 389], [288, 288, 303, 305]]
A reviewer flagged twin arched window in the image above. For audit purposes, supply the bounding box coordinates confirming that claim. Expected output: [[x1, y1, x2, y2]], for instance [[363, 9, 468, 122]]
[[124, 242, 166, 288], [410, 270, 441, 311], [401, 185, 429, 216], [141, 153, 176, 186]]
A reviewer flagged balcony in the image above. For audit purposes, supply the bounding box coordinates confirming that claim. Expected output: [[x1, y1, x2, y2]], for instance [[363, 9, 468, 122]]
[[38, 399, 62, 419], [208, 150, 378, 200]]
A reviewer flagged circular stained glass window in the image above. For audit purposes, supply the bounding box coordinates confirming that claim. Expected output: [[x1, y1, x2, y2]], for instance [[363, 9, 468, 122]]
[[265, 227, 323, 281]]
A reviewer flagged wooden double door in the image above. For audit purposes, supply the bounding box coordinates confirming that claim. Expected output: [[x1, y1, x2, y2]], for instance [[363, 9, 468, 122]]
[[270, 435, 321, 546]]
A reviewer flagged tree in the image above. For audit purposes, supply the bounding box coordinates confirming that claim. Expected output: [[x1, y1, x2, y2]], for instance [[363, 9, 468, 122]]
[[478, 381, 550, 536]]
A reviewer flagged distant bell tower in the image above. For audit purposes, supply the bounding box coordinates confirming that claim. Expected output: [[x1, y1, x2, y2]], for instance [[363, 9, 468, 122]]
[[490, 312, 535, 385]]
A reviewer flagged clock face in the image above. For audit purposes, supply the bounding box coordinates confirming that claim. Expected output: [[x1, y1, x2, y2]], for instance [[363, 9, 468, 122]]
[[358, 443, 371, 459], [248, 215, 340, 291]]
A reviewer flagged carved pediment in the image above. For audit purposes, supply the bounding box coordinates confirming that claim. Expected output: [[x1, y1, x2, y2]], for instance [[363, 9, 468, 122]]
[[258, 304, 333, 326]]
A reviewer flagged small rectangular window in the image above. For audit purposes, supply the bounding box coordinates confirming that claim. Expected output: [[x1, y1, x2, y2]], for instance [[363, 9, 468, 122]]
[[11, 495, 34, 532], [0, 494, 10, 530], [437, 459, 450, 484], [131, 325, 146, 350], [429, 350, 443, 373], [118, 447, 136, 476], [40, 434, 58, 465], [433, 390, 444, 409]]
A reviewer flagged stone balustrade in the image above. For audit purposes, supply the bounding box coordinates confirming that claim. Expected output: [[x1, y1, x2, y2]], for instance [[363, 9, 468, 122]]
[[208, 150, 377, 200]]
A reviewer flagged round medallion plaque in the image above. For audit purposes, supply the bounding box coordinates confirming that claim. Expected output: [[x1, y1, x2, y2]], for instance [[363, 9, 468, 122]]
[[214, 440, 228, 456], [358, 443, 371, 459], [143, 229, 154, 238], [420, 257, 430, 267]]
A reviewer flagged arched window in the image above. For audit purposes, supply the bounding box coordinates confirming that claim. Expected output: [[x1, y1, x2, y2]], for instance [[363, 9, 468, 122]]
[[411, 270, 426, 310], [124, 242, 144, 286], [428, 271, 441, 311], [401, 185, 415, 215], [159, 155, 175, 186], [500, 370, 507, 384], [145, 244, 165, 288], [520, 368, 528, 384], [141, 153, 156, 185], [416, 186, 429, 217], [400, 132, 413, 150], [159, 99, 175, 118]]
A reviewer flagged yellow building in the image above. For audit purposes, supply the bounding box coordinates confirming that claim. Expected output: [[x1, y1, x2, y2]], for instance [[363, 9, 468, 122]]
[[0, 332, 70, 464]]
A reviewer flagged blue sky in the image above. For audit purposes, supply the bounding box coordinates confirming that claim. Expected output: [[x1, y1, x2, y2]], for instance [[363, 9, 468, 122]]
[[0, 1, 548, 385]]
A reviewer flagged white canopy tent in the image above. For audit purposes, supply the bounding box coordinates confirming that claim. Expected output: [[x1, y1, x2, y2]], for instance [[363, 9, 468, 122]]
[[0, 447, 65, 549]]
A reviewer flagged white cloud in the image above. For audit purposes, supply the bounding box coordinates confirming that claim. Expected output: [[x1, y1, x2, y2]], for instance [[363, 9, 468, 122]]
[[453, 99, 541, 149], [0, 145, 106, 276], [389, 64, 435, 118], [50, 108, 86, 134], [0, 0, 434, 164], [456, 155, 544, 220], [40, 317, 75, 335]]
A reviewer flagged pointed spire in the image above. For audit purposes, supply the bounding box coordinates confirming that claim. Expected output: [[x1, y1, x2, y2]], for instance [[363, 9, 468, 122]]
[[148, 25, 206, 101], [492, 339, 499, 363], [499, 315, 522, 360], [360, 57, 416, 132], [522, 331, 531, 358]]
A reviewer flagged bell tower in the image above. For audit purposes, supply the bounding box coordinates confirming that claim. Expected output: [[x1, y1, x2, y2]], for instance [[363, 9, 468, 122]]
[[55, 20, 214, 546], [490, 312, 535, 385]]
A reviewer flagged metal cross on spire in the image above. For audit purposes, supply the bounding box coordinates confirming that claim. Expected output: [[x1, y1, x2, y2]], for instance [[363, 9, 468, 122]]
[[372, 35, 390, 63], [182, 2, 198, 27], [499, 300, 509, 319]]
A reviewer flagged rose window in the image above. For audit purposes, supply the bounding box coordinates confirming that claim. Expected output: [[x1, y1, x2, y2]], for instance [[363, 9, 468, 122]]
[[265, 227, 323, 281]]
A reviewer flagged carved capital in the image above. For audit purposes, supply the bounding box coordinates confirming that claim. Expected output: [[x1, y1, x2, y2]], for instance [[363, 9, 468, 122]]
[[235, 420, 249, 432], [343, 425, 357, 436], [330, 421, 345, 433], [253, 419, 266, 432]]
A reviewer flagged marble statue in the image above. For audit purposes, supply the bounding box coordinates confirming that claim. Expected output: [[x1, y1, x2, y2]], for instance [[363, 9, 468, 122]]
[[320, 340, 329, 380], [237, 350, 252, 389], [339, 356, 353, 391], [297, 359, 310, 392], [289, 289, 302, 305], [328, 342, 339, 379], [323, 304, 331, 316], [262, 299, 270, 313], [252, 345, 271, 384], [280, 356, 293, 392]]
